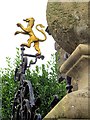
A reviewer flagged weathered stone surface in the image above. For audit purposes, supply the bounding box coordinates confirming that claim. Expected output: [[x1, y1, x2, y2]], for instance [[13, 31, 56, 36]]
[[46, 1, 90, 53], [60, 44, 90, 91], [43, 44, 90, 119], [46, 1, 90, 119], [43, 88, 89, 119], [55, 42, 66, 80]]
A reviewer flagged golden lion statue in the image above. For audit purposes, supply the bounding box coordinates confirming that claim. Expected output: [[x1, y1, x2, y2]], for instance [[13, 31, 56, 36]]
[[15, 17, 47, 55]]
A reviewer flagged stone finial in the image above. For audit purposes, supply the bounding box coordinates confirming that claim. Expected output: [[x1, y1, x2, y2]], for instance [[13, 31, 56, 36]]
[[46, 1, 90, 53]]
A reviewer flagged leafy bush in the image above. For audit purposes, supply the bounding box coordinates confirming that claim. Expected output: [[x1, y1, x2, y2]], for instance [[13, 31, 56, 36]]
[[0, 48, 20, 120], [0, 48, 66, 120]]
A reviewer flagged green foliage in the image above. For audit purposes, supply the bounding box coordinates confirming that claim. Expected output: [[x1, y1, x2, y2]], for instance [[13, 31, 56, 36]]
[[0, 48, 66, 120], [26, 54, 66, 117], [0, 48, 20, 120]]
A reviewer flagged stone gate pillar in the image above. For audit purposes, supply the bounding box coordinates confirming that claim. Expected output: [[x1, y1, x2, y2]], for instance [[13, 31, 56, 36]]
[[43, 0, 90, 119]]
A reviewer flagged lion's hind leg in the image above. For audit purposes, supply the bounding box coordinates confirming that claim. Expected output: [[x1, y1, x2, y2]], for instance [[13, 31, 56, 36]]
[[21, 38, 32, 48], [20, 43, 30, 48], [34, 42, 41, 55]]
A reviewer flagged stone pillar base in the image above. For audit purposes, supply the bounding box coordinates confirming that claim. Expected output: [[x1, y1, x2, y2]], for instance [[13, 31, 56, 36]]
[[43, 89, 89, 119]]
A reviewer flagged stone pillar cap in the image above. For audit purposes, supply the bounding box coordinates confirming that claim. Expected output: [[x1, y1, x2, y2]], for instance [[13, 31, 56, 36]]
[[60, 44, 90, 74]]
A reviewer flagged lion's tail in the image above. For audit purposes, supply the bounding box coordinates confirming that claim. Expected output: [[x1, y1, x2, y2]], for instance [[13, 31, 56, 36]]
[[36, 24, 47, 41]]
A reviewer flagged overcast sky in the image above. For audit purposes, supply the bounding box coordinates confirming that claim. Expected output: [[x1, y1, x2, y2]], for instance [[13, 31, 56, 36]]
[[0, 0, 56, 68]]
